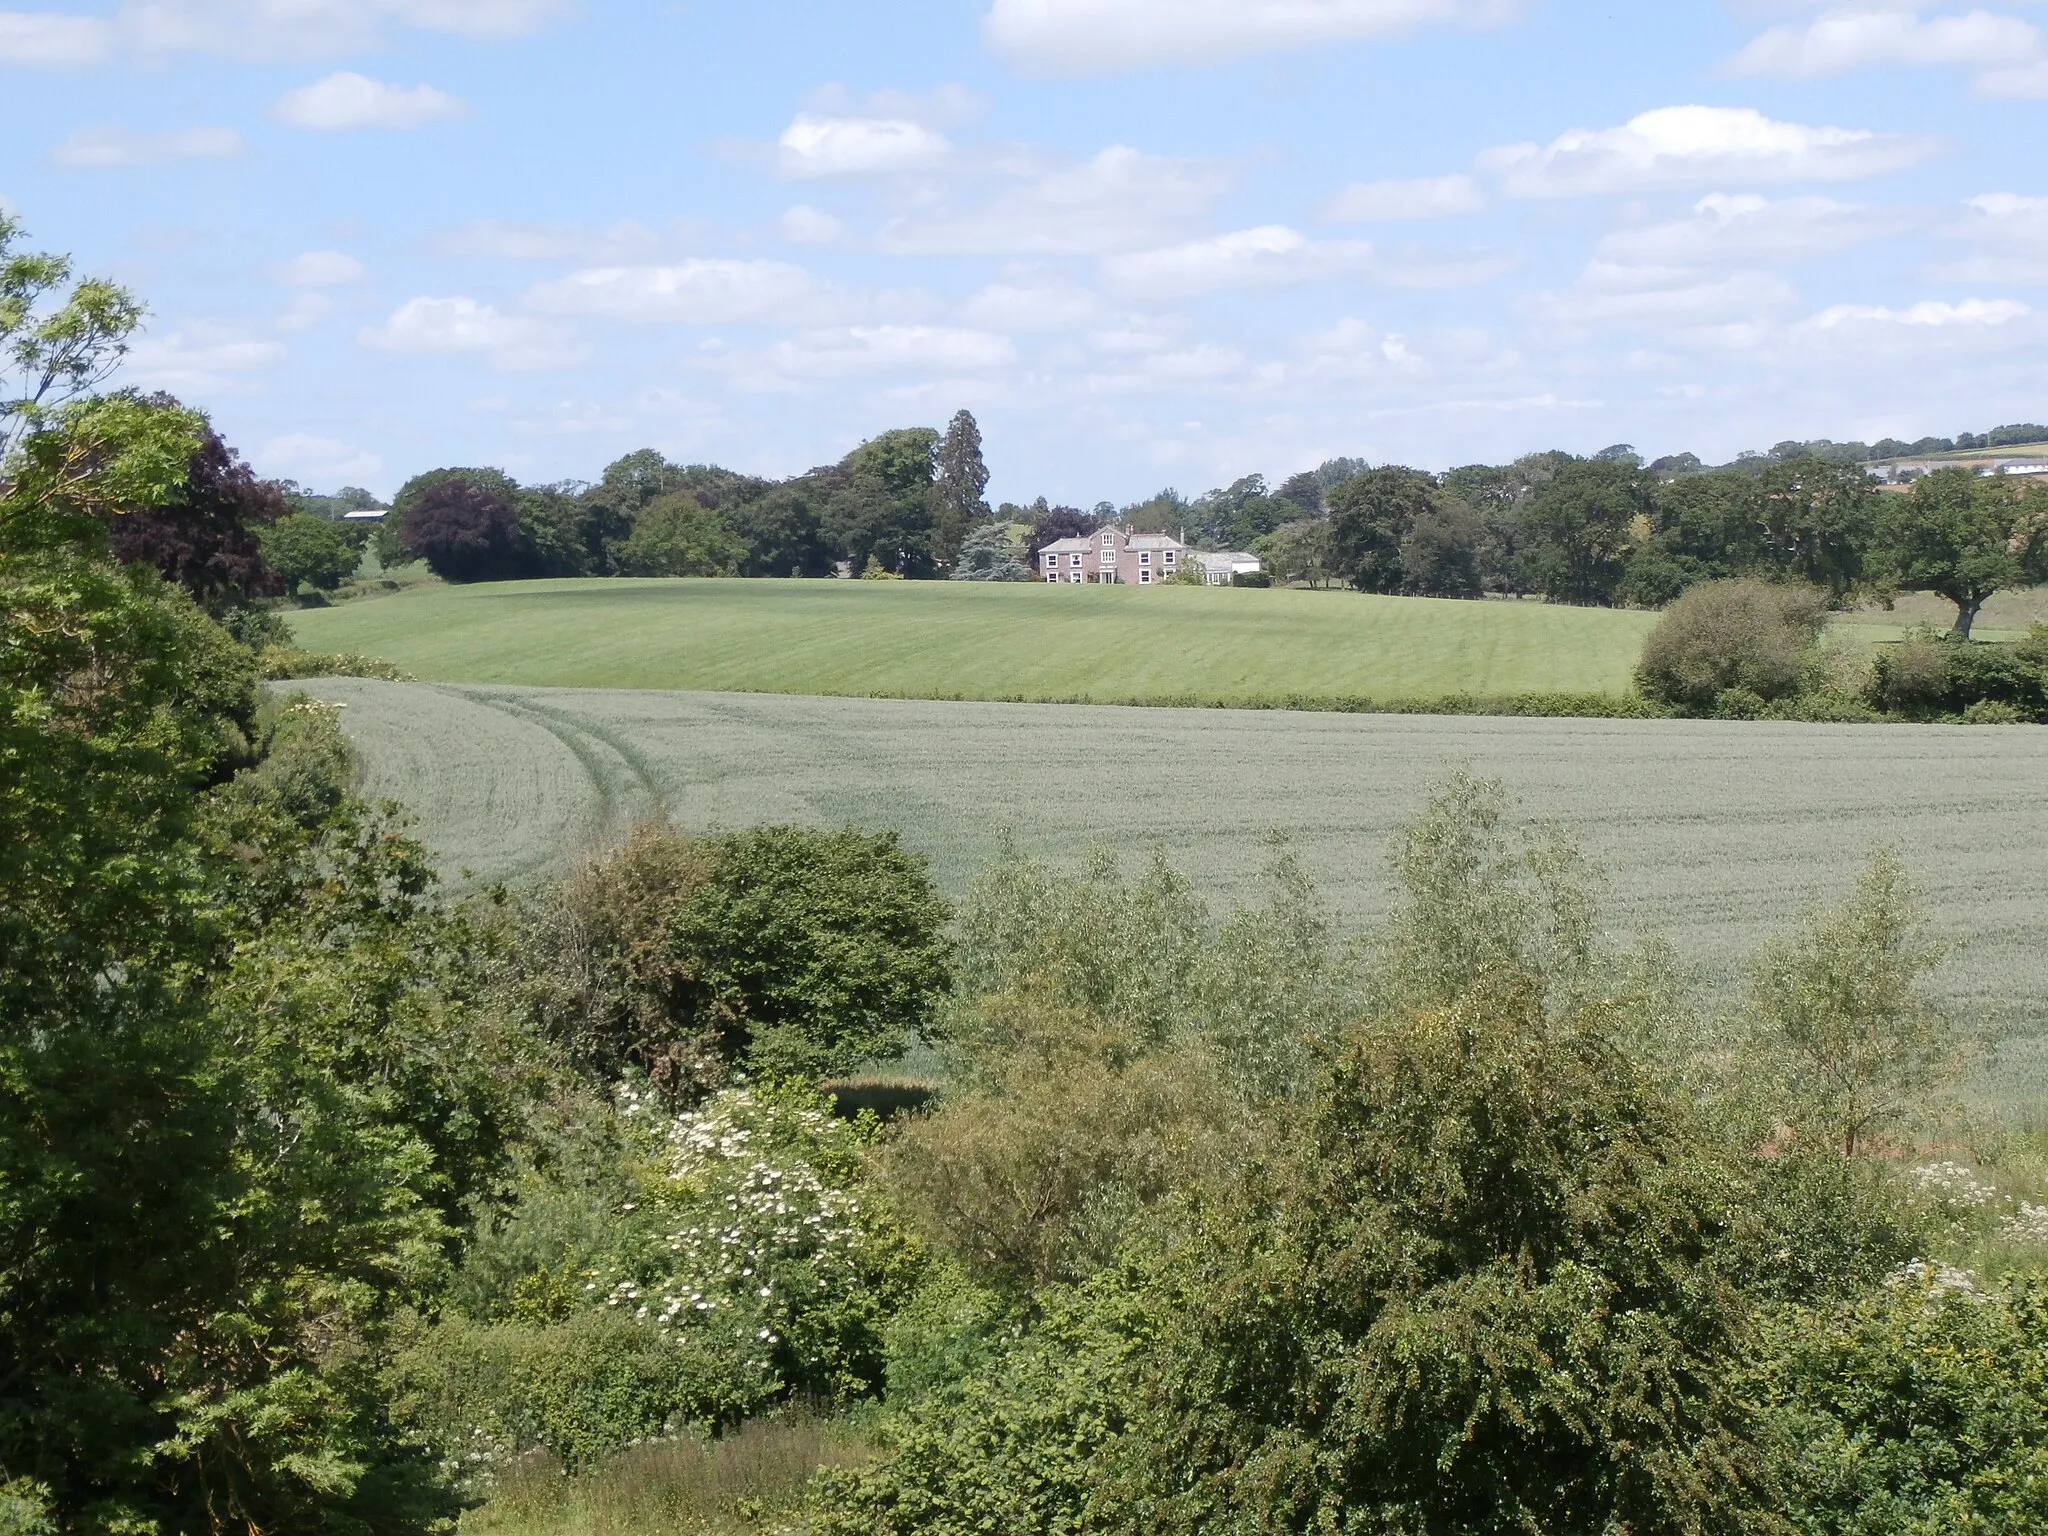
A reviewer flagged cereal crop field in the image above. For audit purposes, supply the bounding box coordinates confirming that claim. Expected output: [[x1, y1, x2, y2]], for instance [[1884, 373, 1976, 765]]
[[303, 678, 2048, 1102], [285, 578, 1659, 703]]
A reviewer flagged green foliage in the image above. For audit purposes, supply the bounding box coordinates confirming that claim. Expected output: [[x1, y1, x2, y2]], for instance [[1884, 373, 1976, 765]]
[[947, 521, 1028, 581], [669, 826, 952, 1080], [613, 494, 746, 578], [1759, 1271, 2048, 1535], [406, 1085, 918, 1472], [1635, 579, 1829, 713], [1521, 456, 1650, 604], [1745, 849, 1959, 1156], [1879, 467, 2048, 637], [1, 213, 146, 460], [392, 1310, 761, 1476], [1867, 628, 2048, 722], [258, 646, 412, 682], [262, 511, 361, 593]]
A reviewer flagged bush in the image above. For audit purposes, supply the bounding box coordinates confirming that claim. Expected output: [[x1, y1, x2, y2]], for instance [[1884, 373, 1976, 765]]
[[1635, 579, 1828, 713], [1868, 631, 2048, 721], [412, 1084, 918, 1476], [390, 1311, 764, 1477], [1227, 569, 1271, 587], [1759, 1270, 2048, 1535], [257, 646, 409, 681], [671, 827, 952, 1080]]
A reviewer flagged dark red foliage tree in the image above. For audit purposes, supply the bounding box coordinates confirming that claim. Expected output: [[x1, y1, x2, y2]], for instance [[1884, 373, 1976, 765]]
[[102, 405, 286, 614], [402, 476, 529, 583]]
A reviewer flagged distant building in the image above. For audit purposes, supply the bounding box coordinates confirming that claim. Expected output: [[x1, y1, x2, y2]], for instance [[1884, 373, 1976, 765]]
[[1190, 550, 1263, 585], [342, 507, 388, 521], [1038, 526, 1190, 585]]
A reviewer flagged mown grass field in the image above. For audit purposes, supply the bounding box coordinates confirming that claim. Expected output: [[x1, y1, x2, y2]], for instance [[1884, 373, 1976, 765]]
[[303, 678, 2048, 1103], [286, 578, 1659, 702]]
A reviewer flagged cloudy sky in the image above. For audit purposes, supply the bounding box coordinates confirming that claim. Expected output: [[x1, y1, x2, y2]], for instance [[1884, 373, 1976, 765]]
[[3, 1, 2046, 503]]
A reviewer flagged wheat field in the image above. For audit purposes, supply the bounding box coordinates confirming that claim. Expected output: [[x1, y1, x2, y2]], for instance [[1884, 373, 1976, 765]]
[[303, 677, 2048, 1077]]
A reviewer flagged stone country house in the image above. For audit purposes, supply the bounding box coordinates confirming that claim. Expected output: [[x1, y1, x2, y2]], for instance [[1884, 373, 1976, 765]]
[[1038, 527, 1263, 586]]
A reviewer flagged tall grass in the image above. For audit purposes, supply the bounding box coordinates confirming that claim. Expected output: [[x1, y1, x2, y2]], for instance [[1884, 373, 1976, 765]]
[[464, 1416, 870, 1536]]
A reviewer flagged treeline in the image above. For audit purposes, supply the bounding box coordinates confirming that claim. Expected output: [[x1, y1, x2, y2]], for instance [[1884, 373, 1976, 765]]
[[350, 414, 994, 585], [1217, 452, 2048, 636]]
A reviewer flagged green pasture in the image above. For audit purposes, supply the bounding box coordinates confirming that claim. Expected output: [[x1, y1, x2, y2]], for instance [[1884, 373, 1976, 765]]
[[302, 677, 2048, 1110], [286, 578, 1659, 702]]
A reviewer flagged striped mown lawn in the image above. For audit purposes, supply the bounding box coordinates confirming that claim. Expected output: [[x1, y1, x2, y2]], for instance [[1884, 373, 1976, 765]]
[[287, 577, 1658, 702]]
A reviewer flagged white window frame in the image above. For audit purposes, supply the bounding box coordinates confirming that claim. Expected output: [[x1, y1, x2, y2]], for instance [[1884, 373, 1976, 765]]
[[1068, 572, 1083, 584], [1139, 570, 1152, 584], [1070, 553, 1083, 567], [1138, 551, 1151, 566]]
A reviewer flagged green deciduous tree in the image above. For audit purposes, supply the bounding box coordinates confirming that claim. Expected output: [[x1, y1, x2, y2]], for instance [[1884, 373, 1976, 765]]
[[261, 511, 360, 593], [669, 826, 952, 1080], [612, 492, 745, 577], [1746, 849, 1958, 1156], [1, 213, 146, 461], [1635, 579, 1829, 714], [1326, 465, 1437, 593], [1880, 467, 2048, 637], [1521, 456, 1649, 605]]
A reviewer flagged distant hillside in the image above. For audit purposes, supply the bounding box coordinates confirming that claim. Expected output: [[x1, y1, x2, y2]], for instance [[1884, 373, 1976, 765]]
[[1647, 422, 2048, 477]]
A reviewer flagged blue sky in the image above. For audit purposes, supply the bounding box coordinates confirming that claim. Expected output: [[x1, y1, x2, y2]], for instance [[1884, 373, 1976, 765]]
[[3, 1, 2046, 505]]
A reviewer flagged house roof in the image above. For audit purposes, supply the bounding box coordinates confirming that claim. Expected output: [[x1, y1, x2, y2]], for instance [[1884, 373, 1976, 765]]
[[1192, 549, 1261, 567], [1126, 533, 1185, 551], [1038, 536, 1093, 554]]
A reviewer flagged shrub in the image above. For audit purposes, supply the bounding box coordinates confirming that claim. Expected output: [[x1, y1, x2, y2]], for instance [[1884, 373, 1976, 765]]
[[257, 646, 409, 681], [1635, 578, 1828, 713], [1227, 569, 1271, 587], [671, 827, 951, 1080], [1869, 631, 2048, 721], [522, 821, 724, 1094], [1963, 699, 2027, 723], [1759, 1269, 2048, 1535], [390, 1311, 763, 1477]]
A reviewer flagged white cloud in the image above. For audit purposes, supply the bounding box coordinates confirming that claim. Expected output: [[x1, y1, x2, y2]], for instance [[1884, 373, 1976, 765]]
[[1728, 7, 2048, 96], [126, 322, 286, 393], [1481, 106, 1940, 197], [1791, 296, 2041, 359], [1104, 226, 1379, 297], [778, 205, 845, 244], [277, 249, 364, 285], [962, 280, 1109, 331], [525, 260, 825, 325], [272, 72, 467, 130], [255, 432, 383, 486], [1807, 297, 2030, 329], [757, 325, 1016, 380], [1928, 192, 2048, 281], [983, 0, 1521, 73], [878, 145, 1232, 255], [777, 114, 951, 177], [360, 295, 583, 370], [430, 219, 662, 261], [1325, 173, 1486, 221], [274, 293, 334, 331], [0, 11, 113, 64], [0, 0, 572, 67], [1596, 193, 1923, 266], [1532, 262, 1800, 332], [51, 123, 243, 167], [1980, 59, 2048, 97]]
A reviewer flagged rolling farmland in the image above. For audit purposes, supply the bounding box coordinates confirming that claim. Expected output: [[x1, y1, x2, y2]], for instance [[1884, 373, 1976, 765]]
[[303, 677, 2048, 1103], [285, 578, 1659, 702]]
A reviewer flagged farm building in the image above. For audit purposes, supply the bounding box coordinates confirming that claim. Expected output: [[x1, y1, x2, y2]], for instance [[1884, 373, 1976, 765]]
[[1039, 526, 1192, 585]]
